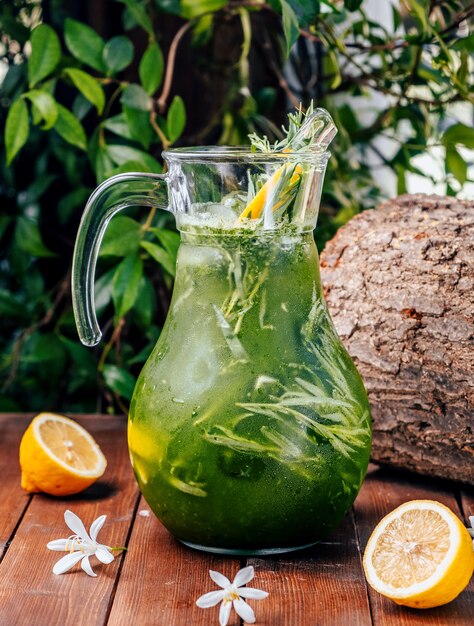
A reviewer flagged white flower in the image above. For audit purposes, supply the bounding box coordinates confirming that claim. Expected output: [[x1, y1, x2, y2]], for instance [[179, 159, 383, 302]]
[[468, 516, 474, 548], [47, 509, 115, 577], [196, 565, 268, 625]]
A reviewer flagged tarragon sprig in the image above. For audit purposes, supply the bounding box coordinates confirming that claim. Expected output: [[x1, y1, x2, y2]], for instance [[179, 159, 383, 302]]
[[248, 101, 317, 154]]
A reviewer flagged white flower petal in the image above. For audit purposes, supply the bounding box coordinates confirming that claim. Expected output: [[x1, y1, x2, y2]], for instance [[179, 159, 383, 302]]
[[238, 588, 269, 600], [89, 515, 107, 542], [233, 565, 254, 588], [64, 510, 90, 542], [468, 529, 474, 538], [196, 590, 225, 608], [95, 545, 114, 564], [52, 551, 85, 575], [469, 516, 474, 528], [46, 539, 69, 551], [233, 598, 256, 623], [219, 600, 232, 626], [81, 556, 97, 577], [209, 570, 231, 588]]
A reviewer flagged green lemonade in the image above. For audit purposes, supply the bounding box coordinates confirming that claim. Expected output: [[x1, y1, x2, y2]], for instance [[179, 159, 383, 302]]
[[129, 227, 371, 553]]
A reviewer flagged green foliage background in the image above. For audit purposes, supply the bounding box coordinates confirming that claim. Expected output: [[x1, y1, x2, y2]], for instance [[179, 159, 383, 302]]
[[1, 0, 472, 413]]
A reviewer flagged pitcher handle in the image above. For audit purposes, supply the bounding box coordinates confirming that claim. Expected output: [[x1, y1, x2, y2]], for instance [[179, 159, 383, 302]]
[[72, 172, 169, 347]]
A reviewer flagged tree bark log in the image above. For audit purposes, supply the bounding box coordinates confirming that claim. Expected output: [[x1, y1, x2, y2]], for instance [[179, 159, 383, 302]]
[[320, 194, 474, 485]]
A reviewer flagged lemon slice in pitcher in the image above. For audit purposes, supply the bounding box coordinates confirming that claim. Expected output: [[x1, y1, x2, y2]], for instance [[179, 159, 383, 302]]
[[19, 413, 107, 496], [363, 500, 474, 608]]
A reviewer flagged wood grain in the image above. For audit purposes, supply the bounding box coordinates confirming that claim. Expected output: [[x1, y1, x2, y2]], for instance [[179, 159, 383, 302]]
[[107, 496, 242, 626], [354, 464, 474, 626], [1, 415, 473, 626], [0, 414, 31, 560], [248, 511, 372, 625], [0, 415, 139, 626]]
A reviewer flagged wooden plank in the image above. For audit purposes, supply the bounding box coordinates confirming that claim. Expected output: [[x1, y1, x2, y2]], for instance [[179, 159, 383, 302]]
[[107, 496, 242, 626], [0, 414, 32, 560], [0, 414, 139, 626], [354, 464, 474, 626], [248, 511, 373, 626]]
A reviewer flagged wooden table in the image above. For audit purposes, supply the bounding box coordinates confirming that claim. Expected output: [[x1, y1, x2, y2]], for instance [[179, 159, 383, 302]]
[[0, 413, 473, 626]]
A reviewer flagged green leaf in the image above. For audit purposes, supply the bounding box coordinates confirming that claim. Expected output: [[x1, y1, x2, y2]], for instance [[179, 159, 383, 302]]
[[103, 113, 133, 139], [121, 84, 152, 111], [445, 148, 467, 185], [107, 144, 162, 172], [139, 42, 164, 95], [452, 33, 474, 52], [100, 216, 143, 256], [281, 0, 299, 56], [15, 217, 55, 257], [181, 0, 227, 19], [64, 18, 106, 72], [133, 276, 155, 329], [344, 0, 363, 9], [112, 254, 143, 319], [0, 290, 29, 319], [24, 90, 58, 129], [150, 227, 180, 260], [54, 104, 87, 150], [442, 123, 474, 149], [58, 187, 92, 224], [28, 24, 61, 87], [5, 98, 29, 165], [141, 240, 176, 276], [118, 0, 154, 35], [63, 68, 105, 114], [123, 105, 153, 149], [103, 36, 134, 75], [166, 95, 186, 143], [404, 0, 428, 33], [102, 364, 136, 400]]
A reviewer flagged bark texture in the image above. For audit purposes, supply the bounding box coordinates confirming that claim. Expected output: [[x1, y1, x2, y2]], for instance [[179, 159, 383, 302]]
[[320, 194, 474, 484]]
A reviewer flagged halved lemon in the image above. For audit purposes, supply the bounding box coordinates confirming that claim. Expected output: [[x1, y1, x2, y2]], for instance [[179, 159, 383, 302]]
[[19, 413, 107, 496], [363, 500, 474, 608]]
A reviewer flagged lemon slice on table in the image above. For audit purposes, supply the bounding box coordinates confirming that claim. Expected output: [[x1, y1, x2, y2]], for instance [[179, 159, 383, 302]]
[[363, 500, 474, 609], [19, 413, 107, 496]]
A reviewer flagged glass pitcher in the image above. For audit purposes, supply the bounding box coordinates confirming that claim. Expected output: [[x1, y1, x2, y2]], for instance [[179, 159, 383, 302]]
[[72, 109, 371, 555]]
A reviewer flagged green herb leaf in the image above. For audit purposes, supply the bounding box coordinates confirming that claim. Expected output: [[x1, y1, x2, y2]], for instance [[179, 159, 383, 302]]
[[167, 95, 186, 143], [100, 216, 143, 256], [112, 254, 143, 320], [63, 68, 105, 114], [139, 42, 164, 95], [103, 364, 137, 400], [54, 104, 87, 150], [103, 35, 134, 75], [28, 24, 61, 87], [24, 90, 58, 129], [64, 18, 106, 72], [5, 98, 29, 164]]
